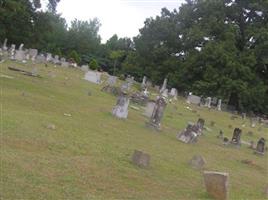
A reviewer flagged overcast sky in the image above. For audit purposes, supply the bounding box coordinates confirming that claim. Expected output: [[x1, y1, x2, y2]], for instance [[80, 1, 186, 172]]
[[56, 0, 185, 43]]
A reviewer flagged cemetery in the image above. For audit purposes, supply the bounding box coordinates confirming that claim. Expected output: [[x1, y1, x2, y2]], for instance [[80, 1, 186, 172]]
[[0, 0, 267, 199], [0, 55, 267, 199]]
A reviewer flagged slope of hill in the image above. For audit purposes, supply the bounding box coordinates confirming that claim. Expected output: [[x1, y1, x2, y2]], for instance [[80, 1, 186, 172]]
[[1, 60, 267, 199]]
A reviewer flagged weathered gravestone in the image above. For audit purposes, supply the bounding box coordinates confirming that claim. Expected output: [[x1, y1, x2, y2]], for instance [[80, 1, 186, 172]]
[[53, 55, 60, 64], [143, 100, 156, 118], [112, 92, 129, 119], [131, 91, 149, 106], [14, 50, 26, 61], [28, 49, 38, 61], [230, 128, 242, 146], [160, 78, 168, 93], [169, 88, 178, 100], [177, 118, 205, 144], [2, 38, 8, 51], [84, 71, 101, 84], [205, 97, 212, 108], [189, 155, 206, 170], [46, 53, 53, 62], [203, 171, 229, 200], [9, 44, 16, 60], [255, 138, 265, 155], [36, 54, 46, 63], [217, 99, 222, 111], [146, 96, 167, 130], [187, 94, 201, 105], [141, 76, 147, 89], [132, 150, 150, 168]]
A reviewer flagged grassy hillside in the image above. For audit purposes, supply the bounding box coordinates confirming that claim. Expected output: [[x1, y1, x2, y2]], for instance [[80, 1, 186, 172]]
[[1, 60, 267, 199]]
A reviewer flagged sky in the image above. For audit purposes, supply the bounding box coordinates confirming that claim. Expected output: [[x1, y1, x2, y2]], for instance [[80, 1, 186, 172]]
[[56, 0, 185, 43]]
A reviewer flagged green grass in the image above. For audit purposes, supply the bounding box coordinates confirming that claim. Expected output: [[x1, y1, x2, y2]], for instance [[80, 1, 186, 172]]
[[1, 60, 267, 199]]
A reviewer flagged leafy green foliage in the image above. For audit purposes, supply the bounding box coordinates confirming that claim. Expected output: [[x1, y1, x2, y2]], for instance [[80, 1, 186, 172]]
[[89, 58, 99, 70]]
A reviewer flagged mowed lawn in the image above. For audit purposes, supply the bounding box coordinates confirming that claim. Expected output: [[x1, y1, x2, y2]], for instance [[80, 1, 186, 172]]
[[0, 60, 267, 199]]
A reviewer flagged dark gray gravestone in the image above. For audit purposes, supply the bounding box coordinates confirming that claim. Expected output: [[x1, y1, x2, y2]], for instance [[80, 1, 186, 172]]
[[132, 150, 150, 168], [147, 96, 167, 130], [230, 128, 242, 146], [203, 171, 229, 200], [255, 138, 265, 155]]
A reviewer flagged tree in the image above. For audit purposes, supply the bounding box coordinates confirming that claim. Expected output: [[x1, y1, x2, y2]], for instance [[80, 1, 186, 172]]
[[89, 59, 99, 70], [109, 50, 125, 75], [68, 50, 81, 64]]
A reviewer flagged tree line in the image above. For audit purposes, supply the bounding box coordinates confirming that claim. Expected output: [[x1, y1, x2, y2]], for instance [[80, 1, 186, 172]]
[[0, 0, 267, 114]]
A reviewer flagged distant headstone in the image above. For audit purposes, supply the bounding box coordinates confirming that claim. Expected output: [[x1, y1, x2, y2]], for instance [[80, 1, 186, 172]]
[[84, 71, 101, 84], [31, 68, 38, 76], [46, 53, 52, 62], [141, 76, 146, 89], [28, 49, 38, 61], [187, 94, 201, 105], [53, 55, 60, 64], [132, 150, 150, 168], [205, 97, 212, 108], [121, 82, 130, 92], [189, 155, 206, 169], [9, 44, 16, 60], [61, 61, 69, 67], [112, 92, 129, 119], [169, 88, 178, 100], [217, 99, 222, 111], [18, 43, 24, 50], [14, 50, 26, 61], [144, 100, 156, 118], [203, 171, 229, 200], [249, 141, 256, 149], [230, 128, 242, 146], [147, 96, 167, 130], [160, 78, 168, 93], [255, 138, 265, 155], [2, 38, 8, 51], [241, 113, 246, 120], [36, 54, 46, 63]]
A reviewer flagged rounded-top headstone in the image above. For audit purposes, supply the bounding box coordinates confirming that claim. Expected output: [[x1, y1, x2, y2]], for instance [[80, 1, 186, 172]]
[[189, 155, 206, 170]]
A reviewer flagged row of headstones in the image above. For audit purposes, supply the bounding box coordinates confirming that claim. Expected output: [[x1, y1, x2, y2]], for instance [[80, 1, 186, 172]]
[[0, 38, 75, 67], [187, 93, 222, 110], [218, 128, 266, 155]]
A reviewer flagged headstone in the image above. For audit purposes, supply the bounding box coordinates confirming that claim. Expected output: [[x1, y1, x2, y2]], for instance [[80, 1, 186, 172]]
[[169, 88, 178, 100], [84, 71, 101, 84], [18, 43, 24, 50], [189, 155, 206, 170], [112, 92, 129, 119], [121, 82, 130, 92], [147, 96, 167, 130], [28, 49, 38, 61], [205, 97, 212, 108], [132, 150, 150, 168], [61, 61, 69, 67], [81, 65, 89, 72], [53, 55, 60, 64], [203, 171, 229, 200], [250, 117, 257, 128], [31, 68, 38, 76], [141, 76, 146, 89], [241, 113, 246, 120], [36, 54, 46, 63], [143, 100, 156, 118], [161, 89, 169, 98], [217, 99, 222, 111], [125, 75, 134, 89], [9, 44, 16, 60], [14, 50, 26, 61], [2, 38, 8, 51], [255, 138, 265, 155], [230, 128, 242, 146], [46, 53, 52, 62], [187, 94, 201, 105], [160, 78, 168, 93]]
